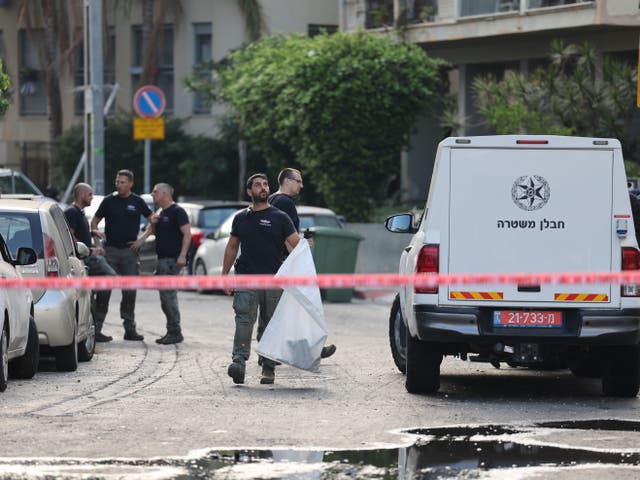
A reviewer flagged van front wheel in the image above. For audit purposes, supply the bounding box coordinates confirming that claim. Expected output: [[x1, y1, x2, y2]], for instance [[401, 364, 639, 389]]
[[601, 345, 640, 398], [405, 331, 442, 394]]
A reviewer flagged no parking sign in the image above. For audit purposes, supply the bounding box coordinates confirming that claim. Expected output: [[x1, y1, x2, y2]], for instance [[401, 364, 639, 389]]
[[133, 85, 166, 118]]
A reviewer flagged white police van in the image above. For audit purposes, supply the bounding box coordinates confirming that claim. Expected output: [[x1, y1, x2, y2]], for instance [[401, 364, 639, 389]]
[[386, 136, 640, 397]]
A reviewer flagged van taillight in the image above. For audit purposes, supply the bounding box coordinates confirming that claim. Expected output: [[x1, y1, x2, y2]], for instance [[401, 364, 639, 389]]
[[43, 233, 59, 277], [415, 244, 439, 294], [621, 247, 640, 297]]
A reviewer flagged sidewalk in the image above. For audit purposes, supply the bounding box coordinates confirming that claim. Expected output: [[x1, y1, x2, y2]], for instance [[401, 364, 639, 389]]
[[352, 288, 397, 305]]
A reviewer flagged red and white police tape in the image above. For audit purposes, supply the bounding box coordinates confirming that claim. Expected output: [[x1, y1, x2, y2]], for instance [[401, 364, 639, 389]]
[[1, 271, 640, 290]]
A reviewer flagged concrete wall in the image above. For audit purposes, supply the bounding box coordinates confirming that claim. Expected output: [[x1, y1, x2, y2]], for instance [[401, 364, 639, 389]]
[[349, 223, 414, 274]]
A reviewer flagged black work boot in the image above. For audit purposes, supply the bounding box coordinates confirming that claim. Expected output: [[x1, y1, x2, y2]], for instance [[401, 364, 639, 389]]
[[227, 361, 245, 384], [260, 364, 275, 385], [124, 330, 144, 341], [321, 344, 337, 359], [95, 332, 113, 343], [156, 332, 184, 345]]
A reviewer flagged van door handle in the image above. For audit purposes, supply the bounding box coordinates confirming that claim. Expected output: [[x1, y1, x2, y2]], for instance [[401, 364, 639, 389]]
[[518, 284, 541, 292], [404, 246, 412, 252]]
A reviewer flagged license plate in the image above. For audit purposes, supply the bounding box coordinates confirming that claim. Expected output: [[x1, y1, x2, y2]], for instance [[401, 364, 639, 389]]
[[493, 311, 562, 328]]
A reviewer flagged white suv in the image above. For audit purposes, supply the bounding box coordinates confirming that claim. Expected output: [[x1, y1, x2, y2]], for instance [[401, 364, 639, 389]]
[[0, 198, 93, 372], [386, 136, 640, 397]]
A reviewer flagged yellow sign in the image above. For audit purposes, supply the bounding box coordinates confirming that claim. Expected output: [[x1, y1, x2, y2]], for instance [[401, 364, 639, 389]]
[[134, 117, 165, 140]]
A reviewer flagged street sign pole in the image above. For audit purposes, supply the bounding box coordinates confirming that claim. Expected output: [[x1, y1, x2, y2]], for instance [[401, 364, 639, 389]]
[[144, 139, 151, 194], [87, 0, 105, 195]]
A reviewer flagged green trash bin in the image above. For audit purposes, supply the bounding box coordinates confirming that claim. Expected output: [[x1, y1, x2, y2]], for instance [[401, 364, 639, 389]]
[[308, 226, 363, 302]]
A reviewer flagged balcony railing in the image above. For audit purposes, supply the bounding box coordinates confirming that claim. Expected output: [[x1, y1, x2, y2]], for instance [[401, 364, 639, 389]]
[[459, 0, 594, 18]]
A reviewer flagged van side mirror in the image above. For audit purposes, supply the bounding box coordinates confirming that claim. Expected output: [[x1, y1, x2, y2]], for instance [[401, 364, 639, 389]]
[[385, 213, 417, 234], [15, 247, 37, 266]]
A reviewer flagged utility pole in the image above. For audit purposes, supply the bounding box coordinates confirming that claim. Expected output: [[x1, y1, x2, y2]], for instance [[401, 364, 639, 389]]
[[84, 0, 105, 194]]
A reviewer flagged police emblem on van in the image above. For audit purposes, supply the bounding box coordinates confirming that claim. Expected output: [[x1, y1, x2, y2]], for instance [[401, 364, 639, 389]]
[[511, 175, 550, 211]]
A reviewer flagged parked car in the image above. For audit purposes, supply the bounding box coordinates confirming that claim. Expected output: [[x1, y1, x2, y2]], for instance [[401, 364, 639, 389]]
[[0, 168, 44, 196], [183, 201, 249, 274], [192, 205, 343, 292], [386, 135, 640, 397], [0, 232, 39, 392], [0, 197, 93, 372]]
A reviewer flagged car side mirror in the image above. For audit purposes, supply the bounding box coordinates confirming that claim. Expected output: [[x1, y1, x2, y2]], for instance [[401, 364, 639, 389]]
[[15, 247, 37, 266], [75, 242, 90, 259], [385, 213, 417, 234]]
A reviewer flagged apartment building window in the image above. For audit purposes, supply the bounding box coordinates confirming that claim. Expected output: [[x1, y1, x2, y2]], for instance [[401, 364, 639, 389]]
[[19, 29, 47, 116], [192, 23, 211, 114], [400, 0, 438, 23], [74, 29, 116, 116], [365, 0, 393, 28], [528, 0, 592, 8], [132, 25, 174, 113], [460, 0, 519, 17], [308, 24, 338, 36]]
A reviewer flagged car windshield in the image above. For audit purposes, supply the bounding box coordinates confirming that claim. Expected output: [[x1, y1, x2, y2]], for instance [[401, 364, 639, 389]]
[[200, 207, 242, 230], [299, 214, 342, 230], [0, 173, 42, 195]]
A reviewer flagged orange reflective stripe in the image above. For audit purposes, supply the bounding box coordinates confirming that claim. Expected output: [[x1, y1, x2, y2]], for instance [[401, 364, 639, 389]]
[[554, 293, 609, 302], [450, 291, 503, 300]]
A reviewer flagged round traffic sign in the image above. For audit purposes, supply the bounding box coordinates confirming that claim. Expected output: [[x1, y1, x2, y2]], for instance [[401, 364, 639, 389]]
[[133, 85, 166, 118]]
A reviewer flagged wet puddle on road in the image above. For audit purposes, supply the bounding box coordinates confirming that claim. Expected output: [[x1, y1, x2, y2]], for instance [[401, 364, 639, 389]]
[[1, 420, 640, 479]]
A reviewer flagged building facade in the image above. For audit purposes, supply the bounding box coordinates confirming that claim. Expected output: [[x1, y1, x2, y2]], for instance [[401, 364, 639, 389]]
[[0, 0, 338, 190], [341, 0, 640, 202]]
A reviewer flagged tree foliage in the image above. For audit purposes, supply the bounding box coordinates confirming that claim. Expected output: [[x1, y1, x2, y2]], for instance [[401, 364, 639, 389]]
[[473, 40, 638, 162], [218, 32, 448, 221], [0, 60, 11, 116]]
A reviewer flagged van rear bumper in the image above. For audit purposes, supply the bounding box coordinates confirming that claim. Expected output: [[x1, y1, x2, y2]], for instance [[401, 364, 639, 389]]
[[413, 305, 640, 346]]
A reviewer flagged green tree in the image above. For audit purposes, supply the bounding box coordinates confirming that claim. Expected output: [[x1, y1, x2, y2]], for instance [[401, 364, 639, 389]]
[[0, 60, 11, 116], [473, 40, 638, 163], [217, 32, 447, 221]]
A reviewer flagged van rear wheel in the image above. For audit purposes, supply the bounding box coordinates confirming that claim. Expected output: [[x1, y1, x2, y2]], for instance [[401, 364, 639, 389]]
[[405, 330, 442, 394], [601, 345, 640, 398]]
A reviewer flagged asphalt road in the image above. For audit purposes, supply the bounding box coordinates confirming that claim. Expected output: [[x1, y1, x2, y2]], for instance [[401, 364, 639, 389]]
[[2, 289, 640, 471]]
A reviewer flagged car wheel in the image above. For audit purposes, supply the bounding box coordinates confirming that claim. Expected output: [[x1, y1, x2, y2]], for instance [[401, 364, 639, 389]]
[[55, 323, 78, 372], [9, 314, 39, 379], [0, 322, 8, 392], [601, 345, 640, 398], [194, 260, 212, 294], [405, 329, 442, 394], [78, 316, 95, 362], [389, 294, 406, 374]]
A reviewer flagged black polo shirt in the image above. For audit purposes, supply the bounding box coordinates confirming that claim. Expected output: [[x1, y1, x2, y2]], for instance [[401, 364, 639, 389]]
[[64, 204, 91, 249], [155, 203, 189, 259], [269, 193, 299, 232], [95, 193, 153, 247], [230, 206, 296, 274]]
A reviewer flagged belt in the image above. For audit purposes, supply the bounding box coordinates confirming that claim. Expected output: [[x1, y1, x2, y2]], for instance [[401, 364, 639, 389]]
[[106, 243, 131, 249]]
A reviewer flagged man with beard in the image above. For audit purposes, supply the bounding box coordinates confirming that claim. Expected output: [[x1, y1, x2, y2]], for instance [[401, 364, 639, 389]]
[[222, 173, 300, 385]]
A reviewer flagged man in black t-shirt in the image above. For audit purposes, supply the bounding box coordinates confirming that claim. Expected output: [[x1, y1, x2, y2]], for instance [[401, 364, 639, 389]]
[[91, 169, 153, 341], [65, 183, 117, 343], [138, 183, 191, 345], [223, 173, 300, 385], [269, 167, 337, 360]]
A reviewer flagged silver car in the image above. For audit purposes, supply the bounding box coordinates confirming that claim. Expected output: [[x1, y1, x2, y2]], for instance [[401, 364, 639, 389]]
[[0, 198, 93, 372], [0, 232, 38, 392]]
